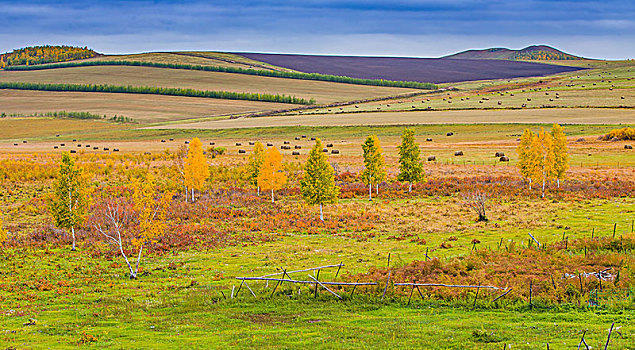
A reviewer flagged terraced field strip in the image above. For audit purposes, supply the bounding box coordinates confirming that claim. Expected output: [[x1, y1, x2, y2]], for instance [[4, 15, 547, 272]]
[[153, 108, 635, 129], [0, 65, 416, 104], [0, 89, 295, 123]]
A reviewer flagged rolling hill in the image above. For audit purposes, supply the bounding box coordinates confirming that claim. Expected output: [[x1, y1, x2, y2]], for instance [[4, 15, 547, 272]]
[[443, 45, 583, 60]]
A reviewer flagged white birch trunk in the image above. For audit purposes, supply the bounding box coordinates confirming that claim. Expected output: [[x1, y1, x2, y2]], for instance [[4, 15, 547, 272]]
[[271, 189, 274, 203], [409, 182, 412, 193], [71, 226, 76, 251], [369, 183, 372, 201], [320, 203, 324, 221]]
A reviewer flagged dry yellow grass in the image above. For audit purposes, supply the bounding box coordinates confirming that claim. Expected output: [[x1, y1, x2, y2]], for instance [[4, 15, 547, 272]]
[[0, 65, 415, 104], [0, 89, 295, 123], [156, 108, 635, 129]]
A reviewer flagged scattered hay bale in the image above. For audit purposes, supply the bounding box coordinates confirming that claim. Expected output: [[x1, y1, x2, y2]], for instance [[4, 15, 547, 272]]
[[576, 138, 585, 142], [549, 99, 554, 102], [103, 147, 109, 151], [210, 142, 215, 145], [238, 149, 246, 154], [625, 145, 633, 149], [60, 143, 65, 146], [497, 101, 502, 105], [310, 137, 316, 141], [446, 132, 454, 136], [292, 151, 300, 155], [522, 104, 527, 107], [283, 141, 290, 144], [72, 139, 77, 142], [113, 149, 119, 152], [161, 140, 166, 143], [70, 150, 76, 153], [93, 147, 99, 150], [267, 142, 273, 146], [427, 155, 436, 161], [56, 134, 60, 137], [169, 138, 174, 141], [326, 143, 333, 147], [295, 137, 300, 140], [249, 141, 255, 145], [280, 145, 291, 150], [495, 152, 505, 157], [302, 135, 307, 138], [294, 145, 301, 149], [322, 148, 328, 152], [77, 144, 81, 147], [331, 150, 340, 154], [235, 142, 241, 146], [621, 96, 625, 99], [85, 145, 90, 148], [479, 100, 484, 103], [454, 151, 463, 156], [53, 146, 58, 149], [22, 140, 27, 143], [144, 152, 151, 155], [500, 156, 510, 162], [527, 98, 532, 101], [426, 138, 433, 142], [185, 141, 189, 144]]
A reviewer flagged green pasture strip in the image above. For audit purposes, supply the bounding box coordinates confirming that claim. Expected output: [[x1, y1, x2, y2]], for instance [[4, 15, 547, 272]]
[[0, 81, 313, 105], [2, 60, 438, 90]]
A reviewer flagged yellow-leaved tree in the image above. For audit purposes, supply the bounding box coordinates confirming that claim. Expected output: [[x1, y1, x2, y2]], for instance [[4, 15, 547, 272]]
[[94, 175, 172, 279], [550, 124, 569, 188], [361, 135, 386, 200], [184, 137, 209, 202], [516, 129, 535, 189], [257, 147, 287, 203], [530, 128, 556, 198]]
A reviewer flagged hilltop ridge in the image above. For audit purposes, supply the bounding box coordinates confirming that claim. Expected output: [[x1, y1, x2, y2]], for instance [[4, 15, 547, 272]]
[[443, 45, 584, 60]]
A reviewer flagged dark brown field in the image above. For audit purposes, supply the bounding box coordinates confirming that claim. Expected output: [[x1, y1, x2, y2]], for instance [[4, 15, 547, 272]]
[[236, 53, 583, 83]]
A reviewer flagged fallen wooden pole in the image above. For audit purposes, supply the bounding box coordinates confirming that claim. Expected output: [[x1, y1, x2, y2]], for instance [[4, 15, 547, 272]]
[[381, 271, 392, 301], [491, 288, 513, 303], [308, 275, 342, 299], [259, 264, 344, 278], [604, 322, 615, 350], [235, 277, 376, 286], [395, 283, 500, 290], [244, 281, 257, 298]]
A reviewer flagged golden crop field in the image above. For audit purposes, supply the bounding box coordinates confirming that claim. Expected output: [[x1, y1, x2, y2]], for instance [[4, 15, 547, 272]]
[[0, 65, 416, 104], [0, 89, 297, 123]]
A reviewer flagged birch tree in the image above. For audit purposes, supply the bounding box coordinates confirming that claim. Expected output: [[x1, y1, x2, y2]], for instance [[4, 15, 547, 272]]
[[397, 128, 424, 193], [300, 139, 340, 221], [247, 142, 266, 196], [48, 152, 91, 251], [550, 124, 569, 188], [257, 147, 287, 203], [94, 176, 172, 279], [361, 135, 386, 201], [184, 137, 209, 202]]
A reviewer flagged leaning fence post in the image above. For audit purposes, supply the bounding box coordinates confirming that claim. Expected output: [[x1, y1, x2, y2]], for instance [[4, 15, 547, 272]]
[[381, 271, 392, 301], [604, 322, 615, 350]]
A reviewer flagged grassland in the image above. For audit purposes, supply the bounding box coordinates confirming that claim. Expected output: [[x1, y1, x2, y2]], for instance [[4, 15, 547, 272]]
[[1, 52, 634, 349]]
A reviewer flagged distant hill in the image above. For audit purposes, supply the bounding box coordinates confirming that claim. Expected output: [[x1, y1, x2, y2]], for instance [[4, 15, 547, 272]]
[[443, 45, 583, 61], [0, 45, 100, 68]]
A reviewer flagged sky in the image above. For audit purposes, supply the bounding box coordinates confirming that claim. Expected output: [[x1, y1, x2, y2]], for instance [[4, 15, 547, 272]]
[[0, 0, 634, 59]]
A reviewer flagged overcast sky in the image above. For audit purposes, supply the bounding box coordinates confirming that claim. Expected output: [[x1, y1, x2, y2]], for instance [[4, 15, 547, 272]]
[[1, 0, 634, 59]]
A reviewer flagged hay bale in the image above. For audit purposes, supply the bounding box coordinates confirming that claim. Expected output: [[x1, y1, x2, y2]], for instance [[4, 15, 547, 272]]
[[625, 145, 633, 149], [56, 134, 60, 137], [295, 137, 300, 140], [73, 139, 77, 142], [161, 140, 166, 143], [249, 141, 255, 145], [169, 138, 174, 141], [77, 144, 82, 147], [113, 149, 119, 152], [522, 104, 527, 107], [185, 141, 189, 144], [576, 138, 585, 142], [446, 132, 454, 136], [267, 142, 273, 146], [283, 141, 290, 144], [238, 149, 246, 154], [235, 142, 241, 146], [210, 142, 215, 145], [93, 147, 99, 150], [85, 145, 90, 148], [294, 145, 301, 149], [322, 148, 328, 152], [310, 137, 316, 141], [426, 138, 433, 142], [500, 156, 510, 162], [454, 151, 463, 156], [22, 140, 27, 143], [497, 101, 502, 105], [70, 150, 76, 153], [292, 151, 300, 155], [103, 147, 109, 151], [60, 143, 65, 146], [495, 152, 505, 157], [326, 143, 333, 147], [302, 135, 307, 138], [527, 98, 532, 101], [144, 152, 151, 155], [53, 146, 58, 149], [427, 155, 436, 161], [331, 150, 340, 154]]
